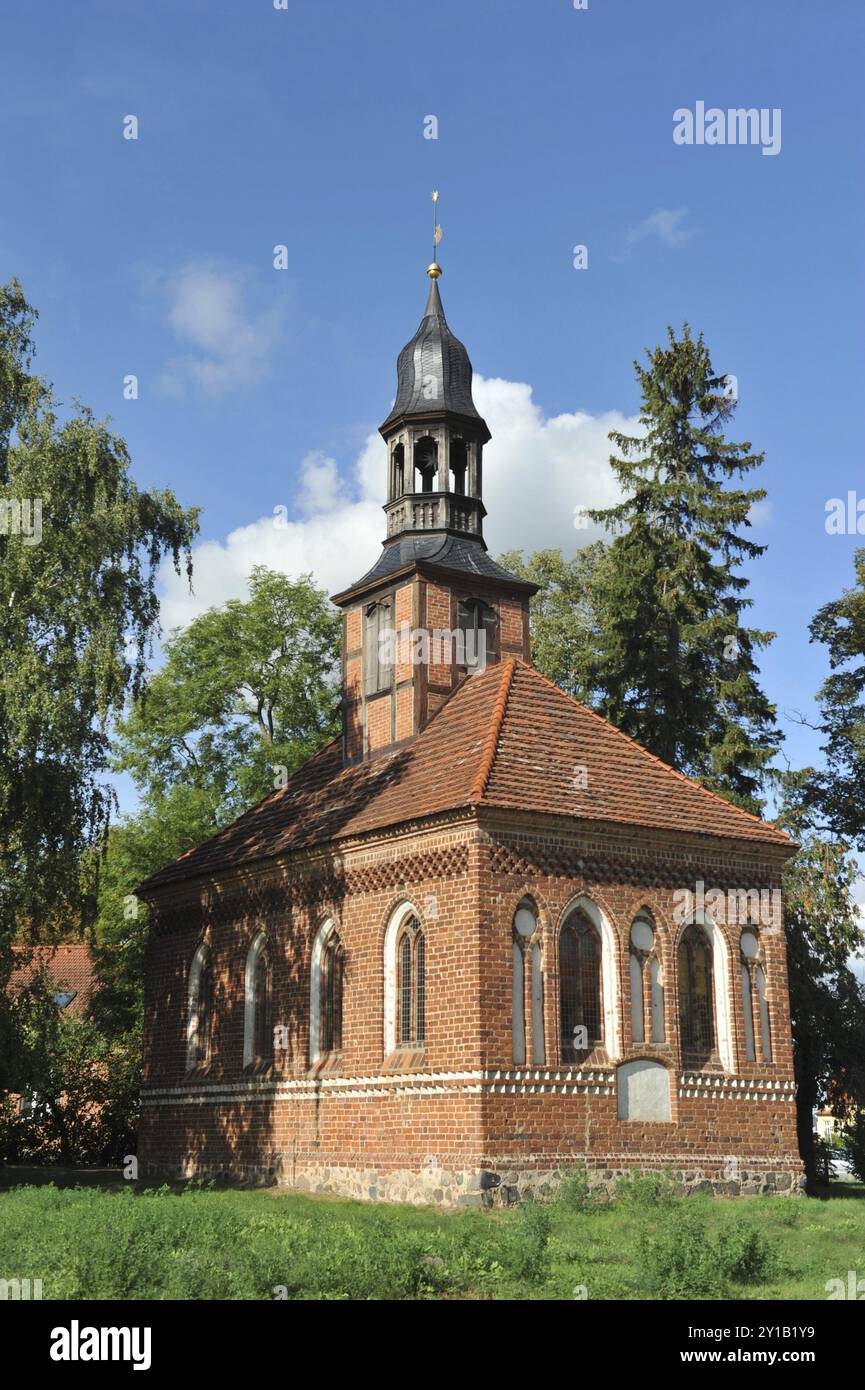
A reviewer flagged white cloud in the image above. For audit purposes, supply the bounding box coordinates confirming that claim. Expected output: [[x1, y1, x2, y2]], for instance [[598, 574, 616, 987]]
[[156, 264, 284, 397], [748, 498, 773, 527], [157, 375, 638, 630], [625, 208, 691, 249]]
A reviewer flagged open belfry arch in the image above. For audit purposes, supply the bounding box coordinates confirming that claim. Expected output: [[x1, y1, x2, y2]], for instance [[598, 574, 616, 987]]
[[138, 214, 804, 1205]]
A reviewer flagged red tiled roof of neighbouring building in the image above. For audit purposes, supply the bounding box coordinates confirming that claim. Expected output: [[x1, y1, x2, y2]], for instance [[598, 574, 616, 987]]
[[138, 659, 792, 894], [8, 944, 95, 1013]]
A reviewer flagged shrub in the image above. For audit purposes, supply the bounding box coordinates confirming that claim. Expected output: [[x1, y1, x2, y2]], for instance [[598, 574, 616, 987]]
[[614, 1170, 677, 1208], [500, 1200, 552, 1283], [641, 1206, 777, 1298], [555, 1166, 596, 1212], [640, 1207, 725, 1298], [714, 1219, 777, 1284], [0, 1097, 23, 1164], [842, 1113, 865, 1183], [4, 974, 141, 1165]]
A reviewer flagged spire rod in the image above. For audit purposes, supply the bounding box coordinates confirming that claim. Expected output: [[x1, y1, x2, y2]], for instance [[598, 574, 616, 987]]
[[428, 190, 442, 279]]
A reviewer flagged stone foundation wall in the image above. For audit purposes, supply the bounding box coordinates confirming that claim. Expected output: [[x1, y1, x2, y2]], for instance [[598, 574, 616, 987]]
[[138, 1155, 805, 1207]]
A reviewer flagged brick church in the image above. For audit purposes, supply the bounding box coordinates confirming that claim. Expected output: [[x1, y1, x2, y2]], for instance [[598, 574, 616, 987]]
[[138, 258, 804, 1204]]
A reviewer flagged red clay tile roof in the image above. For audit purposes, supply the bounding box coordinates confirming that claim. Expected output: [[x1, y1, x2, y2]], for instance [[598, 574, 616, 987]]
[[8, 945, 95, 1014], [139, 659, 791, 893]]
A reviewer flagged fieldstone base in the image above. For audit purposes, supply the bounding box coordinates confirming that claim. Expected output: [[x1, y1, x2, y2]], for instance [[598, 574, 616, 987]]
[[139, 1157, 805, 1206]]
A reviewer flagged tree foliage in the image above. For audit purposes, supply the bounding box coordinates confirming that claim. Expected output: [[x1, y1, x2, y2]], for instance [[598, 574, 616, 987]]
[[587, 324, 778, 811], [113, 564, 341, 821], [1, 967, 140, 1165], [95, 567, 342, 1022], [781, 833, 865, 1190], [805, 548, 865, 849], [498, 544, 606, 700], [0, 280, 199, 970]]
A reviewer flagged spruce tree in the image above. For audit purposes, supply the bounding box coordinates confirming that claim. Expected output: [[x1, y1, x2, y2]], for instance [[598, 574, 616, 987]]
[[588, 324, 779, 811], [806, 549, 865, 848]]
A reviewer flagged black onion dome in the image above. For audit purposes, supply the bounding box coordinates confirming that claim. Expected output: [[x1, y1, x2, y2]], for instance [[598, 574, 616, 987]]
[[381, 277, 486, 431]]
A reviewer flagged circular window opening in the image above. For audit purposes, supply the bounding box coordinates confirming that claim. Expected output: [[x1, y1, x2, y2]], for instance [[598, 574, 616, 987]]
[[631, 918, 654, 952], [514, 906, 537, 938]]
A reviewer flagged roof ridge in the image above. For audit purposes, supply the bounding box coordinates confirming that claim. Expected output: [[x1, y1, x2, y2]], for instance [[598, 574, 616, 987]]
[[470, 658, 517, 802], [505, 659, 790, 844]]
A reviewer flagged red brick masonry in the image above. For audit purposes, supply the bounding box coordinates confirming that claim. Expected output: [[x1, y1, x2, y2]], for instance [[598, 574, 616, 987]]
[[139, 787, 803, 1203]]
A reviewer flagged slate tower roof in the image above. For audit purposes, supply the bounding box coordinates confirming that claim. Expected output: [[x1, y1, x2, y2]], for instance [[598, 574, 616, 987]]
[[380, 275, 487, 433]]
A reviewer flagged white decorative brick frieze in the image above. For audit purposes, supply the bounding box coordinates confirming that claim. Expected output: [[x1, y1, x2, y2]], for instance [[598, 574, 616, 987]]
[[678, 1073, 796, 1101]]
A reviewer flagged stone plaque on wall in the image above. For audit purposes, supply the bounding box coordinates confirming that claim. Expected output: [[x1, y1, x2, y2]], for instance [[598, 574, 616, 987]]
[[616, 1059, 672, 1122]]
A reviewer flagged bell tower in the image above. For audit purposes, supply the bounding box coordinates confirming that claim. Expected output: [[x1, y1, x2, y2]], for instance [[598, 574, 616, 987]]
[[380, 264, 490, 546], [332, 206, 538, 765]]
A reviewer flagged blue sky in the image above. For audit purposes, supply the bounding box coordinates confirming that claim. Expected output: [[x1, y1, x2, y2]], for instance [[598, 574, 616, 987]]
[[2, 0, 864, 837]]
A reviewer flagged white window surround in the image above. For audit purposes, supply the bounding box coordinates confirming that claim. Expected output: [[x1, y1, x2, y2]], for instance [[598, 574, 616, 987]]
[[186, 941, 210, 1070], [309, 918, 338, 1065], [560, 895, 622, 1061], [243, 930, 269, 1068], [383, 901, 420, 1055], [676, 912, 734, 1072]]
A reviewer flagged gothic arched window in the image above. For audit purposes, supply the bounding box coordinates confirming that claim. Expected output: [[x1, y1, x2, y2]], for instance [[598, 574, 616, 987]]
[[740, 927, 772, 1064], [629, 909, 665, 1045], [457, 598, 497, 670], [678, 925, 715, 1062], [243, 932, 272, 1068], [396, 916, 425, 1046], [559, 910, 602, 1058], [186, 941, 213, 1070], [512, 899, 544, 1065], [321, 931, 345, 1054]]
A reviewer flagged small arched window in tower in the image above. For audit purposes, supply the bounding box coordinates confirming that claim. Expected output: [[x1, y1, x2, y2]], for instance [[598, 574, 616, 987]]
[[678, 925, 715, 1063], [392, 442, 405, 498], [450, 438, 468, 495], [414, 435, 437, 492], [457, 598, 497, 671], [559, 910, 602, 1059], [321, 931, 345, 1054], [396, 915, 425, 1047], [364, 598, 393, 695], [186, 941, 213, 1070]]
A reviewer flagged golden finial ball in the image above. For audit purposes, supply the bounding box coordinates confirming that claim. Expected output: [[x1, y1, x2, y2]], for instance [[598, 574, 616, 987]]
[[427, 262, 442, 279]]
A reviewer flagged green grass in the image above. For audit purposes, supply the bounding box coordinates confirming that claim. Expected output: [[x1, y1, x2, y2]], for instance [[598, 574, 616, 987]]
[[1, 1172, 863, 1300]]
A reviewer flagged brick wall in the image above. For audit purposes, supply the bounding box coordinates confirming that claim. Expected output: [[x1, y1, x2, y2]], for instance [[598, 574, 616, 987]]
[[139, 811, 803, 1202]]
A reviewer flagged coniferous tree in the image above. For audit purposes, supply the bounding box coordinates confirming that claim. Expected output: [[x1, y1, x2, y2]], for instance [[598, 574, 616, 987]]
[[498, 544, 606, 700], [805, 549, 865, 849], [588, 324, 779, 811]]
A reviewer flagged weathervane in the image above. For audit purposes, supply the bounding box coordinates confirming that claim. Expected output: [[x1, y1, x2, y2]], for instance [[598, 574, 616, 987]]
[[428, 190, 442, 279]]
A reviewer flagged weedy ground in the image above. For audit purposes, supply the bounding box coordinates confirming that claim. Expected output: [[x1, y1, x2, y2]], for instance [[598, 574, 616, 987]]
[[0, 1169, 862, 1300]]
